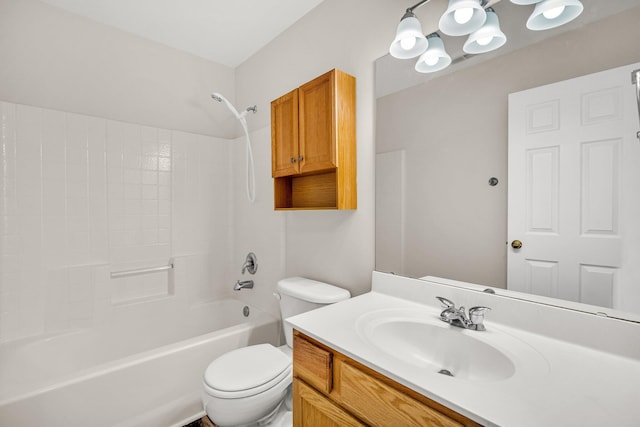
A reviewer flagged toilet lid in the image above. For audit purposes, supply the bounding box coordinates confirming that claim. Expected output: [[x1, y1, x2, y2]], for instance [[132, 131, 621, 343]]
[[204, 344, 291, 396]]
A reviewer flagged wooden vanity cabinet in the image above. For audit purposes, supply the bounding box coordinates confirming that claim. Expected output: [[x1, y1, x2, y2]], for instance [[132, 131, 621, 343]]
[[293, 330, 482, 427], [271, 69, 356, 210]]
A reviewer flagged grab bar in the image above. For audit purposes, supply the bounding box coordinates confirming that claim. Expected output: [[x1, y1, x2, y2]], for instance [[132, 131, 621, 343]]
[[110, 263, 174, 279], [632, 69, 640, 141]]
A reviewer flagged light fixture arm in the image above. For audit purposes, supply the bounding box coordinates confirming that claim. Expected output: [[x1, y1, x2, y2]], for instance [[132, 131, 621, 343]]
[[405, 0, 434, 16], [404, 0, 490, 19]]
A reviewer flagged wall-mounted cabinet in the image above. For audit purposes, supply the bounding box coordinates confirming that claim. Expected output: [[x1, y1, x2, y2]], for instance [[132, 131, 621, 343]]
[[271, 69, 356, 210]]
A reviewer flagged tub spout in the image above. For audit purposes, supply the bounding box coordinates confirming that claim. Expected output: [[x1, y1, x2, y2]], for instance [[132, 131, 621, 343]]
[[234, 280, 254, 291]]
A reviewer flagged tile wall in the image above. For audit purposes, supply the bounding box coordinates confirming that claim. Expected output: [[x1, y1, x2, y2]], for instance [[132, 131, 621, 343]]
[[0, 100, 232, 343]]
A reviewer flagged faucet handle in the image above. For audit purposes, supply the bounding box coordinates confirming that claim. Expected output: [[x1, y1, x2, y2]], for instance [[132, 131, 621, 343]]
[[468, 306, 491, 326], [436, 296, 455, 309], [241, 252, 258, 275]]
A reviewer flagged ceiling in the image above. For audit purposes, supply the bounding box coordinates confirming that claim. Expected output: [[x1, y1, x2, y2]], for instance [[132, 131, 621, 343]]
[[39, 0, 326, 68]]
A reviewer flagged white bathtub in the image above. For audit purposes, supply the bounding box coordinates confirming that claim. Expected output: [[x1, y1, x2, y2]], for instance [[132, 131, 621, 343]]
[[0, 299, 280, 427]]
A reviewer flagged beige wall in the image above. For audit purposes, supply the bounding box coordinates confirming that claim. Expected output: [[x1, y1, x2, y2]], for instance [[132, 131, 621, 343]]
[[0, 0, 237, 138], [376, 7, 640, 288], [233, 0, 399, 298]]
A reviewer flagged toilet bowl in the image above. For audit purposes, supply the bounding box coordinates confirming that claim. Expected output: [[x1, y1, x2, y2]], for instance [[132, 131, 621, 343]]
[[202, 344, 292, 427], [202, 277, 350, 427]]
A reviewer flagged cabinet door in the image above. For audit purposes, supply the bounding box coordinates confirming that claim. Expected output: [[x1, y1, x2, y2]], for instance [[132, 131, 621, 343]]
[[336, 360, 465, 427], [293, 379, 364, 427], [271, 88, 300, 177], [299, 70, 337, 174]]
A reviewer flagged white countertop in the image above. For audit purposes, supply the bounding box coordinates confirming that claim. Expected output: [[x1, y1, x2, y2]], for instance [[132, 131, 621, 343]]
[[287, 273, 640, 427]]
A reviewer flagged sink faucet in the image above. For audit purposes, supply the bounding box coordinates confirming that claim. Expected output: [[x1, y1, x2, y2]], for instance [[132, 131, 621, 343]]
[[436, 297, 490, 331]]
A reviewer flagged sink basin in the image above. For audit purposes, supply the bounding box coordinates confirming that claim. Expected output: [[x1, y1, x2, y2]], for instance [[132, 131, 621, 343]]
[[356, 308, 547, 382]]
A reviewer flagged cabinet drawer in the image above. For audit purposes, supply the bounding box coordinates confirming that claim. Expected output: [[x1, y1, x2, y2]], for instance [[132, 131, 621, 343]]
[[293, 334, 333, 394], [336, 360, 465, 427]]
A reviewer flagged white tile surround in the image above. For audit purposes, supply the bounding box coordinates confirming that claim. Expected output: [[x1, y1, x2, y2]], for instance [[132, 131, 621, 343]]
[[0, 100, 233, 343]]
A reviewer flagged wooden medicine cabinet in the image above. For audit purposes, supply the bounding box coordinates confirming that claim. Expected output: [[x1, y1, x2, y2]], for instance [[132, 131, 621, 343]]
[[271, 69, 356, 210]]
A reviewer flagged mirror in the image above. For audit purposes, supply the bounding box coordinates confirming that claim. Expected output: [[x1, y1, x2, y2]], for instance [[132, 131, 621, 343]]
[[375, 0, 640, 321]]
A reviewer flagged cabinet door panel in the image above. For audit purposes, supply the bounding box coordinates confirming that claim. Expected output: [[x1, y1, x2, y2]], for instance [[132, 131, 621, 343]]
[[299, 71, 337, 174], [271, 88, 299, 177], [293, 379, 364, 427], [337, 360, 464, 427]]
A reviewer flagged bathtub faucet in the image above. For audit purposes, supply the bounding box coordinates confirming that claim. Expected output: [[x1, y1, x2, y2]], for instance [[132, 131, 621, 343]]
[[241, 252, 258, 275], [234, 280, 254, 291]]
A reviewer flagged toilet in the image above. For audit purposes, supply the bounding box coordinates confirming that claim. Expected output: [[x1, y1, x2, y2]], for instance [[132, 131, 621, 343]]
[[202, 277, 351, 427]]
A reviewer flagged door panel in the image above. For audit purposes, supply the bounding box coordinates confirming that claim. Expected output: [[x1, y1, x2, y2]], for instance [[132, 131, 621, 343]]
[[271, 88, 299, 177], [581, 139, 620, 235], [299, 71, 336, 174]]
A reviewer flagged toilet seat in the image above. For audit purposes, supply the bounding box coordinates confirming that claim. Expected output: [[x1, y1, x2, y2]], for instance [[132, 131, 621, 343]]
[[203, 344, 292, 399]]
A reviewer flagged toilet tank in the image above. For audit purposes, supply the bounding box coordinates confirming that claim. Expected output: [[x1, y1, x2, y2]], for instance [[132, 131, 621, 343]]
[[277, 277, 351, 347]]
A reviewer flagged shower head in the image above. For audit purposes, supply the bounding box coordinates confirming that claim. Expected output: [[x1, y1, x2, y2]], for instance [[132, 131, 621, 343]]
[[211, 92, 242, 119]]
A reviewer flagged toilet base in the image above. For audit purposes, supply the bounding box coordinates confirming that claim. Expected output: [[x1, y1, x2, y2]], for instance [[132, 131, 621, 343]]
[[256, 393, 291, 427], [205, 399, 291, 427], [264, 405, 292, 427], [203, 382, 292, 427]]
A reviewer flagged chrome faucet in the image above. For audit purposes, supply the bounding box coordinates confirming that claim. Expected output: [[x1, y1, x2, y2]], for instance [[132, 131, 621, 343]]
[[234, 280, 254, 291], [241, 252, 258, 275], [436, 296, 490, 331]]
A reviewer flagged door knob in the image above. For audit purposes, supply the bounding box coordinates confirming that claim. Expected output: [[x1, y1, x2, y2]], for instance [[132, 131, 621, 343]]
[[511, 240, 523, 249]]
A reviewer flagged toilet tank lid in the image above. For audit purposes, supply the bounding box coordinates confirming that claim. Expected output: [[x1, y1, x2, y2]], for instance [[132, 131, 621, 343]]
[[277, 277, 351, 303]]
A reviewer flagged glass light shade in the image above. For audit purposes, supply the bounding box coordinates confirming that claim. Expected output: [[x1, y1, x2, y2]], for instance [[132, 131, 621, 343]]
[[509, 0, 542, 4], [439, 0, 486, 36], [415, 35, 452, 73], [463, 9, 507, 54], [543, 5, 565, 19], [389, 15, 429, 59], [527, 0, 584, 31]]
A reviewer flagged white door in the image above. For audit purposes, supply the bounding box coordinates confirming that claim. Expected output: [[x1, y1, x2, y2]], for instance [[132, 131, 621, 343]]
[[508, 62, 640, 313]]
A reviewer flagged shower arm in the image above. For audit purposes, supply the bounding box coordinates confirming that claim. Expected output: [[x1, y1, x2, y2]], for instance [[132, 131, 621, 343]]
[[211, 93, 257, 117]]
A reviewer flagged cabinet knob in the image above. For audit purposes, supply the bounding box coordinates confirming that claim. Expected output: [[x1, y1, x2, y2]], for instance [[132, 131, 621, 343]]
[[298, 155, 304, 162], [290, 157, 296, 163]]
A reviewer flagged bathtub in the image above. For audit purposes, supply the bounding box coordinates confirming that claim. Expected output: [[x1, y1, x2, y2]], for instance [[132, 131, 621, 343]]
[[0, 298, 280, 427]]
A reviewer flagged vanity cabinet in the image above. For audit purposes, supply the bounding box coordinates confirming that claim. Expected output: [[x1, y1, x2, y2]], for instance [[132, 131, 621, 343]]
[[293, 330, 482, 427], [271, 69, 356, 210]]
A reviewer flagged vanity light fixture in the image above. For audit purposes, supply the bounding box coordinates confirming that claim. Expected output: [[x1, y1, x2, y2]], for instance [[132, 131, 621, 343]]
[[389, 10, 429, 59], [463, 7, 507, 54], [526, 0, 584, 31], [439, 0, 487, 36], [415, 33, 452, 73], [389, 0, 584, 74]]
